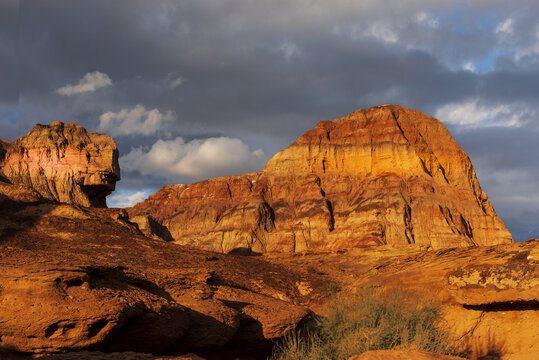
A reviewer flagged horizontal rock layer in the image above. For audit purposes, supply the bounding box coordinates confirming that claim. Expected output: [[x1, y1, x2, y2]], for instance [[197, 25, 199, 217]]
[[0, 121, 120, 207], [130, 105, 513, 252]]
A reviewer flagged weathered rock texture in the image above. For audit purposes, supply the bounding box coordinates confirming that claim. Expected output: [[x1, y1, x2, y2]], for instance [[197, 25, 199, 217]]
[[130, 105, 512, 252], [0, 190, 319, 359], [266, 240, 539, 360], [0, 121, 120, 207]]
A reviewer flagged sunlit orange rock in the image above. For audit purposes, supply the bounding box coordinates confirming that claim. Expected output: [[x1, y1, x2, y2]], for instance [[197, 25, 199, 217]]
[[0, 196, 316, 357], [130, 105, 513, 252], [0, 121, 120, 207]]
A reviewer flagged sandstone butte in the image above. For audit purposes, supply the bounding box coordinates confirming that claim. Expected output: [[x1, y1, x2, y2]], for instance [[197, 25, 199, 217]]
[[0, 121, 120, 208], [129, 105, 513, 252]]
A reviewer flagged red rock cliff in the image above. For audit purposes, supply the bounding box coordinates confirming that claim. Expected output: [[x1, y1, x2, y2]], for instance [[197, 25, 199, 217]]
[[129, 105, 513, 251], [0, 121, 120, 207]]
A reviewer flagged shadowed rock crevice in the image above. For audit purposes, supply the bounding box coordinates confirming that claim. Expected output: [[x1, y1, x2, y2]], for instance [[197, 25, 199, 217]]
[[462, 300, 539, 312]]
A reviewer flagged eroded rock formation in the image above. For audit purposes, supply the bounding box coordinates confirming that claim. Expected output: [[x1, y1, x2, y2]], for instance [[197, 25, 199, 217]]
[[0, 121, 120, 207], [0, 192, 318, 358], [267, 240, 539, 359], [130, 105, 513, 252]]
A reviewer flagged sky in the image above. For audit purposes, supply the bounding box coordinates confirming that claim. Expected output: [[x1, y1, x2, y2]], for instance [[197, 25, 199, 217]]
[[1, 0, 538, 241]]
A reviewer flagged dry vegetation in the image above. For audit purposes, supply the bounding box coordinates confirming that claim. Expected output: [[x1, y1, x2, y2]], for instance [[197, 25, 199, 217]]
[[270, 287, 453, 360]]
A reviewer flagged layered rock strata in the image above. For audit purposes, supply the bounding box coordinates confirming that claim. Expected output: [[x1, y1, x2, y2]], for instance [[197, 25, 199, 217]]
[[130, 105, 513, 252], [0, 121, 120, 207]]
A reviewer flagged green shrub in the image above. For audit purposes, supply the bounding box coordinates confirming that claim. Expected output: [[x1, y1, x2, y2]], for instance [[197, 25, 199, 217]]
[[270, 287, 452, 360]]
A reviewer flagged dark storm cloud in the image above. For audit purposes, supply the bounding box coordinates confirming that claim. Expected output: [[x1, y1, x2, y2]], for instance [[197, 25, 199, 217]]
[[0, 0, 19, 106], [452, 126, 539, 242], [5, 1, 539, 238]]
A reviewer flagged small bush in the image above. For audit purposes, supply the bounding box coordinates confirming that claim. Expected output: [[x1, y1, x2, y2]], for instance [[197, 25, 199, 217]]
[[270, 287, 452, 360]]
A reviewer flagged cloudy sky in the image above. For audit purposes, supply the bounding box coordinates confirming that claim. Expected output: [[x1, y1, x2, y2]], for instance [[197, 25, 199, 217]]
[[1, 1, 538, 241]]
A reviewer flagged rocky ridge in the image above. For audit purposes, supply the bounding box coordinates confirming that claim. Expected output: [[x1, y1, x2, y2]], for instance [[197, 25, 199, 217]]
[[130, 105, 513, 252], [0, 121, 120, 207]]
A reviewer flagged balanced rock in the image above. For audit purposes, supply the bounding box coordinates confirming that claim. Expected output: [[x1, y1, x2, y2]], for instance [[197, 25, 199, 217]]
[[0, 121, 120, 207], [130, 105, 512, 252]]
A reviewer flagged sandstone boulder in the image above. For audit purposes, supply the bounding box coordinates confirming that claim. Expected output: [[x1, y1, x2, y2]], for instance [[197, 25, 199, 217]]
[[130, 105, 512, 252], [0, 121, 120, 207]]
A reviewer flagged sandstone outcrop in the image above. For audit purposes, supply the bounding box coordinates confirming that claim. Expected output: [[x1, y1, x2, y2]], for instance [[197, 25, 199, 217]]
[[0, 121, 120, 207], [0, 190, 319, 359], [447, 244, 538, 306], [266, 240, 539, 360], [130, 105, 513, 252]]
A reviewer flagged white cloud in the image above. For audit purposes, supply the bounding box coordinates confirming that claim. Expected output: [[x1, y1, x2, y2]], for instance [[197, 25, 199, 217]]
[[99, 104, 175, 136], [108, 191, 148, 208], [120, 136, 269, 181], [414, 11, 439, 29], [164, 73, 184, 89], [515, 25, 539, 59], [56, 71, 112, 96], [435, 99, 531, 128], [279, 41, 302, 61], [368, 23, 399, 44], [463, 61, 476, 72], [333, 22, 399, 44], [496, 18, 514, 36]]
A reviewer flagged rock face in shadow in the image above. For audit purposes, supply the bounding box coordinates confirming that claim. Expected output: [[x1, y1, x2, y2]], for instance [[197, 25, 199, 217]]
[[0, 121, 120, 207], [0, 191, 317, 359], [130, 105, 512, 252]]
